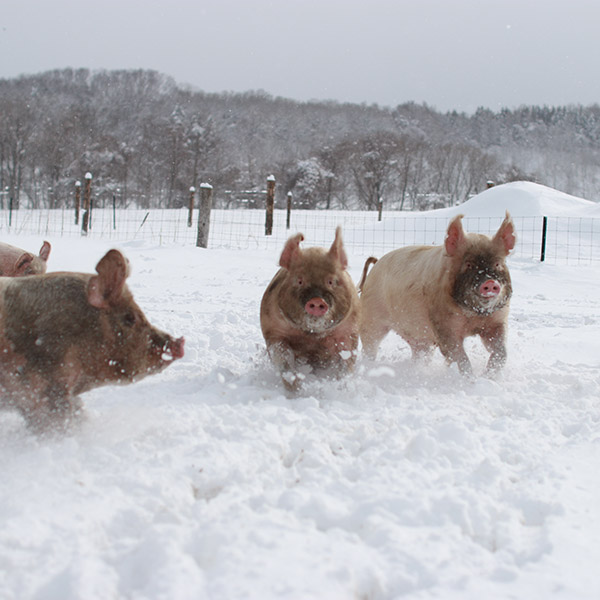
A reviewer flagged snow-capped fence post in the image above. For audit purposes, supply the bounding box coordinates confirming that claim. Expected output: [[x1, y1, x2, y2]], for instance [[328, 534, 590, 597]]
[[286, 191, 292, 229], [81, 173, 92, 235], [196, 183, 213, 248], [540, 216, 548, 262], [265, 175, 275, 236], [187, 186, 196, 227], [74, 181, 81, 225], [377, 197, 383, 222]]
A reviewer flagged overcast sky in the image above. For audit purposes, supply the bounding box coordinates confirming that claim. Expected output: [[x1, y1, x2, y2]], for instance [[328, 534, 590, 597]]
[[2, 0, 600, 113]]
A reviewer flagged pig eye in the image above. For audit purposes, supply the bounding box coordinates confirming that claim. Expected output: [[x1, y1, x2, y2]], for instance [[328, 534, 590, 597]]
[[464, 261, 473, 269], [123, 312, 137, 327], [296, 277, 304, 286], [327, 278, 335, 287]]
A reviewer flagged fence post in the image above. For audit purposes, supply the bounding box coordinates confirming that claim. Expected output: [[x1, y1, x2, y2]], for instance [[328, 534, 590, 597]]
[[286, 191, 292, 229], [265, 175, 275, 236], [112, 193, 117, 230], [75, 180, 81, 225], [188, 186, 196, 227], [377, 198, 383, 222], [81, 172, 92, 235], [8, 196, 13, 227], [196, 183, 213, 248], [540, 215, 548, 262]]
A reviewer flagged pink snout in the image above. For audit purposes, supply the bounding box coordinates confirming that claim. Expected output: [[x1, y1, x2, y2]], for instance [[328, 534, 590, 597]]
[[168, 336, 185, 359], [305, 297, 329, 317], [479, 279, 501, 298]]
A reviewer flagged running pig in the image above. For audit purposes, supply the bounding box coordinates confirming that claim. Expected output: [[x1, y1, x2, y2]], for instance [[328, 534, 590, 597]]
[[359, 212, 516, 375], [260, 227, 361, 390], [0, 249, 184, 431]]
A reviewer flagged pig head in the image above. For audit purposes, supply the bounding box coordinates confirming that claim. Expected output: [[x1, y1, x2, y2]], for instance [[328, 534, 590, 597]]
[[360, 212, 516, 375], [260, 227, 361, 390], [0, 249, 184, 431], [0, 241, 51, 276]]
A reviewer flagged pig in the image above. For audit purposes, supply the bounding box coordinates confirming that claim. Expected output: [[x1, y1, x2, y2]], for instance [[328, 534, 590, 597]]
[[359, 212, 516, 375], [0, 249, 184, 431], [260, 227, 361, 390], [0, 240, 51, 276]]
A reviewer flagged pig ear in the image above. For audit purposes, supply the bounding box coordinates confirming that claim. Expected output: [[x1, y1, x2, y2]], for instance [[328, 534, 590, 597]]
[[493, 211, 516, 255], [279, 233, 304, 269], [39, 241, 51, 262], [87, 249, 130, 309], [14, 252, 34, 275], [444, 214, 465, 257], [328, 226, 348, 270]]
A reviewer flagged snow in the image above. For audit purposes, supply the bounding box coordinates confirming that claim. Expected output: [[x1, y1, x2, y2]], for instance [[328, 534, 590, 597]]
[[1, 183, 600, 599], [433, 181, 600, 218]]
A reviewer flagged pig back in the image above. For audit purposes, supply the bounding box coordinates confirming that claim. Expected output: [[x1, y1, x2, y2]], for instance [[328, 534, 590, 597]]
[[360, 244, 450, 344], [1, 273, 102, 373]]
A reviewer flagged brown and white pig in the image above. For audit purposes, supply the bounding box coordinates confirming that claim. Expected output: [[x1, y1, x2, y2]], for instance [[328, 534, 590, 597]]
[[0, 249, 184, 431], [359, 212, 516, 375], [0, 240, 51, 276], [260, 227, 361, 390]]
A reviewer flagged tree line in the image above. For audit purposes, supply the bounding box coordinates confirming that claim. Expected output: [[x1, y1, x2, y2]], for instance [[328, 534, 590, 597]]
[[1, 68, 599, 211]]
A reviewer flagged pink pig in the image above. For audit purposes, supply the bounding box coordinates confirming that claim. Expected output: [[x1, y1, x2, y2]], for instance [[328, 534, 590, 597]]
[[359, 212, 516, 374]]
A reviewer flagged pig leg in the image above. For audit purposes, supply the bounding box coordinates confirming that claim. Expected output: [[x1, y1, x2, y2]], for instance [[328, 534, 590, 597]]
[[18, 380, 84, 433], [434, 327, 472, 375], [360, 319, 391, 360], [408, 340, 435, 363], [480, 324, 508, 373], [267, 341, 307, 392]]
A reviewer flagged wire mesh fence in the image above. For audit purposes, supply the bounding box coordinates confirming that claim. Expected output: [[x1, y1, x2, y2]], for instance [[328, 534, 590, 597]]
[[0, 206, 599, 265]]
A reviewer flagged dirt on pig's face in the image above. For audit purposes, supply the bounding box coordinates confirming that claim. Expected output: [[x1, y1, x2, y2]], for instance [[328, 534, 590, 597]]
[[276, 247, 354, 334], [450, 242, 513, 316]]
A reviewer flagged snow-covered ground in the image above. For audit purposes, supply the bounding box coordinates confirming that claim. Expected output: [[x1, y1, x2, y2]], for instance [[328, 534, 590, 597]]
[[1, 183, 599, 599]]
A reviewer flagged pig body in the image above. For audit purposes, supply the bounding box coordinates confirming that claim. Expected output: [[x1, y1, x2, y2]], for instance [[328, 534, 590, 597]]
[[260, 227, 360, 390], [359, 213, 516, 374], [0, 249, 184, 431], [0, 241, 51, 276]]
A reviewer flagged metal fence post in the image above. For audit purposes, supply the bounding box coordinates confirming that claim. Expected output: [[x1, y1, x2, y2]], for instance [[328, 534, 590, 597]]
[[540, 215, 548, 262]]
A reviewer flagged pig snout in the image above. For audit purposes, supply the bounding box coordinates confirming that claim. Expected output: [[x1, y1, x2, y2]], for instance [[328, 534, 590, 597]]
[[168, 336, 185, 360], [162, 336, 185, 360], [305, 297, 329, 317], [479, 279, 501, 298]]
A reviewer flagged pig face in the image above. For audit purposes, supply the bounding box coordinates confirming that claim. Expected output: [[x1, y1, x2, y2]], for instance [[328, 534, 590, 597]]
[[276, 229, 354, 334], [445, 214, 515, 316], [85, 250, 184, 382]]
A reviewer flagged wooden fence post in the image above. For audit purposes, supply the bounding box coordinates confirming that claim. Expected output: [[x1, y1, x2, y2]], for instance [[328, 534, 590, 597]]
[[286, 191, 292, 229], [265, 175, 275, 236], [377, 198, 383, 222], [75, 180, 81, 225], [188, 186, 196, 227], [196, 183, 213, 248], [81, 172, 92, 235]]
